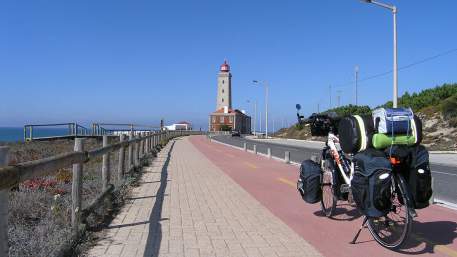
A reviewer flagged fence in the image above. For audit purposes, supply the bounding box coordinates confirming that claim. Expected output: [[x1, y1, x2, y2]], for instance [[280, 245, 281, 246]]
[[24, 123, 91, 141], [0, 130, 203, 256], [23, 122, 163, 141]]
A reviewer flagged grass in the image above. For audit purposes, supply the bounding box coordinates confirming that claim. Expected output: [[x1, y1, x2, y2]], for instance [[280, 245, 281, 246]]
[[6, 138, 129, 257]]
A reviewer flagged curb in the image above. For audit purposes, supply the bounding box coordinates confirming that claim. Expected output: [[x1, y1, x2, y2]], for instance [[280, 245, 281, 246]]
[[429, 151, 457, 154], [210, 138, 301, 167]]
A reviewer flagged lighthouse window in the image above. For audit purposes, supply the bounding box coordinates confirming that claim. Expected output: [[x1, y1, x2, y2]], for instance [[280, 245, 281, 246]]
[[222, 89, 224, 93], [222, 98, 224, 102], [222, 80, 225, 84]]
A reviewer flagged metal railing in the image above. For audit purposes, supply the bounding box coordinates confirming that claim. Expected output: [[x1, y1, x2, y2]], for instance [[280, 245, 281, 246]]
[[24, 123, 91, 141], [23, 122, 164, 141], [0, 130, 204, 256]]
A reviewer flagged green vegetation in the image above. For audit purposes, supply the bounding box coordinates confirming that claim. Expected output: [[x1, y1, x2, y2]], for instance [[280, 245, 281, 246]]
[[383, 83, 457, 112], [324, 104, 371, 117], [318, 83, 457, 127], [441, 94, 457, 127], [219, 125, 231, 131]]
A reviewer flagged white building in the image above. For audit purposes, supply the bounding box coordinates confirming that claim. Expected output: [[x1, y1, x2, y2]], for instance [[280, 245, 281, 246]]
[[165, 121, 192, 131]]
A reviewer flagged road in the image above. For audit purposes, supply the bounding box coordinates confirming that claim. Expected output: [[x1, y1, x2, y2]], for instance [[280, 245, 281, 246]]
[[212, 135, 457, 206], [193, 135, 457, 257]]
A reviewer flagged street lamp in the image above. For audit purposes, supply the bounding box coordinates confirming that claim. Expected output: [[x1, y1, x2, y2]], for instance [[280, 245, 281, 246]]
[[252, 80, 269, 138], [361, 0, 398, 107], [247, 99, 257, 135]]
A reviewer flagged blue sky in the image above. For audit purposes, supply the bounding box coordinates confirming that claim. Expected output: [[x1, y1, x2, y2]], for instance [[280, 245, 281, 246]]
[[1, 0, 456, 130]]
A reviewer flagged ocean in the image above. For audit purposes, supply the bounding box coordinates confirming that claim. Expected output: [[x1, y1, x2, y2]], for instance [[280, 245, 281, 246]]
[[0, 127, 69, 142]]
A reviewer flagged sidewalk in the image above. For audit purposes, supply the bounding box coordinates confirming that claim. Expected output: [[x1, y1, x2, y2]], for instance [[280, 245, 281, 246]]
[[86, 137, 321, 257]]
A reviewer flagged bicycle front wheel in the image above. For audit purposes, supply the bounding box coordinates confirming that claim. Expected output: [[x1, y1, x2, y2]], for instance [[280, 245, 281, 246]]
[[367, 175, 412, 249], [320, 159, 337, 217]]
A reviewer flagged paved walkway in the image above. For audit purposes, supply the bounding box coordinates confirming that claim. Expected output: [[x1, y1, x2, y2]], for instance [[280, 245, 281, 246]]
[[86, 137, 321, 257]]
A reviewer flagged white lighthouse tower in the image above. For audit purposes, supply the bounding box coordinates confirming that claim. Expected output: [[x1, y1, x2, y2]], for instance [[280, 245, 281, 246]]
[[216, 60, 232, 110]]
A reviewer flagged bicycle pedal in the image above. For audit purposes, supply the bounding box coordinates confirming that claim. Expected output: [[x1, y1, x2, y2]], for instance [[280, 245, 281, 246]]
[[340, 184, 350, 193]]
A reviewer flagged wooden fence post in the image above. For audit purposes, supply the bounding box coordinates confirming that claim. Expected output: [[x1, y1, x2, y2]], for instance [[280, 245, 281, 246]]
[[146, 132, 151, 153], [0, 147, 10, 257], [72, 138, 84, 236], [135, 134, 140, 166], [139, 133, 144, 160], [128, 132, 133, 172], [102, 136, 110, 192], [118, 134, 125, 181], [142, 132, 147, 156]]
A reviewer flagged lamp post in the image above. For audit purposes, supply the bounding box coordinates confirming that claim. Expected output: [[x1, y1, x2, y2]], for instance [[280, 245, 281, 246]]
[[361, 0, 398, 107], [247, 100, 257, 135], [355, 65, 359, 105], [253, 80, 269, 138]]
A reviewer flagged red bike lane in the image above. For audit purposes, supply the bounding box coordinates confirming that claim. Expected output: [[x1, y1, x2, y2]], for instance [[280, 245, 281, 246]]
[[189, 136, 457, 257]]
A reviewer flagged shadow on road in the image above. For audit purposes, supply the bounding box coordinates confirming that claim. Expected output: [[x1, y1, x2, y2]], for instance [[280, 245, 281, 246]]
[[313, 202, 457, 255], [313, 203, 362, 222], [142, 141, 175, 257], [398, 220, 457, 255]]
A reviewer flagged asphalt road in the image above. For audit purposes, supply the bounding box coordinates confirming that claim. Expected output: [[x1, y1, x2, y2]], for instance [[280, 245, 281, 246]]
[[212, 135, 457, 206]]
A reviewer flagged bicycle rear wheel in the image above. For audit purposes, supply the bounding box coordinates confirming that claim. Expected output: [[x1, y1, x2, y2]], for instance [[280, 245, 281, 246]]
[[367, 175, 412, 249], [320, 159, 337, 217]]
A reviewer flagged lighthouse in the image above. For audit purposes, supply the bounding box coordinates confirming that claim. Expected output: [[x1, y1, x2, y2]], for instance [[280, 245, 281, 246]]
[[216, 60, 232, 110], [209, 60, 251, 133]]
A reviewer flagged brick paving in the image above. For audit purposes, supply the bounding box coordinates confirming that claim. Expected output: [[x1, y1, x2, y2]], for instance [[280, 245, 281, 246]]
[[86, 136, 321, 257]]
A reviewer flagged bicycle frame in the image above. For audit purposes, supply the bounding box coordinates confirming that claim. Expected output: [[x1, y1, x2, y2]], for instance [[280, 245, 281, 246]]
[[322, 132, 354, 186]]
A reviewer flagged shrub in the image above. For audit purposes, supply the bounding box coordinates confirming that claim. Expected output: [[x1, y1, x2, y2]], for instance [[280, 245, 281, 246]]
[[219, 125, 231, 131], [9, 187, 72, 257], [325, 104, 372, 117], [449, 117, 457, 128], [382, 83, 457, 111], [441, 95, 457, 120], [295, 123, 304, 130]]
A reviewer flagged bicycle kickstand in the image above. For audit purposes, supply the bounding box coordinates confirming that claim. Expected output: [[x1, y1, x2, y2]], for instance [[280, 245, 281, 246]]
[[350, 216, 368, 244]]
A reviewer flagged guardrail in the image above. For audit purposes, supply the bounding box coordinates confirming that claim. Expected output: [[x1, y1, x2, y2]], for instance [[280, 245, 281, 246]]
[[23, 122, 163, 141], [24, 123, 91, 141], [0, 130, 204, 256], [91, 123, 161, 136]]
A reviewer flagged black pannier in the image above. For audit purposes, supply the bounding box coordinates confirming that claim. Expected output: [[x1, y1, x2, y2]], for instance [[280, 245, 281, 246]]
[[297, 160, 322, 204], [408, 145, 432, 209], [351, 149, 393, 217], [338, 115, 375, 154]]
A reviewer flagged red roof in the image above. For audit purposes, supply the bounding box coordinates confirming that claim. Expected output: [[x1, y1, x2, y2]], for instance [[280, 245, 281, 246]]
[[220, 60, 230, 72]]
